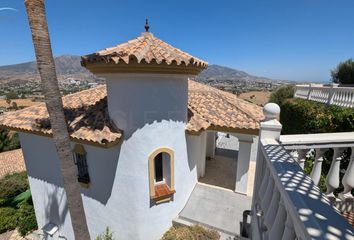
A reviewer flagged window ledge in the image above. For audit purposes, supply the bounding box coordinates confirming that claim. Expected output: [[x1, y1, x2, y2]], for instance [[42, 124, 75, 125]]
[[152, 183, 175, 202]]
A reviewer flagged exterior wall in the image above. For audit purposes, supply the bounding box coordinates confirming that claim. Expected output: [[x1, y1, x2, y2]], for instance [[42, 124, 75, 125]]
[[186, 133, 206, 179], [102, 73, 189, 136], [20, 123, 203, 239]]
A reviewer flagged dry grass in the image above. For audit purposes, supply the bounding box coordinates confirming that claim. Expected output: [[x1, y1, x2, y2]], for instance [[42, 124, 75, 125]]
[[239, 91, 271, 106], [0, 99, 40, 108], [161, 225, 220, 240]]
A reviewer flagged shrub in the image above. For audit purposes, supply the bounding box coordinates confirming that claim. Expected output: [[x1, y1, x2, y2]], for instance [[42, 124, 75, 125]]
[[280, 99, 354, 134], [161, 225, 220, 240], [0, 172, 29, 205], [331, 59, 354, 84], [17, 203, 37, 236], [0, 129, 21, 153], [269, 85, 294, 106], [280, 99, 354, 194], [96, 227, 114, 240], [0, 207, 18, 233]]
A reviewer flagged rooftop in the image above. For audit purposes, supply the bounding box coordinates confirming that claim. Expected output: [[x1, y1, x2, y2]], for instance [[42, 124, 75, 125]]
[[0, 80, 263, 147], [81, 32, 208, 75]]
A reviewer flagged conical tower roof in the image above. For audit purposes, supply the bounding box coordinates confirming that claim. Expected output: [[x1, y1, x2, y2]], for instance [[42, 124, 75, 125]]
[[81, 32, 208, 75]]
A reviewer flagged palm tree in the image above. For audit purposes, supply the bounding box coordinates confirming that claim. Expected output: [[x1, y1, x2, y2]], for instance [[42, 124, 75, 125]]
[[24, 1, 91, 239]]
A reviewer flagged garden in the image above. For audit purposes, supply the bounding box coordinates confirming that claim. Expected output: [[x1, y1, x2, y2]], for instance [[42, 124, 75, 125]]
[[0, 171, 37, 236]]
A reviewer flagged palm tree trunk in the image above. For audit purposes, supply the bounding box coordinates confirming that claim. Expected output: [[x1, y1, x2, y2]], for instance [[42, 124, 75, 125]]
[[24, 1, 91, 239]]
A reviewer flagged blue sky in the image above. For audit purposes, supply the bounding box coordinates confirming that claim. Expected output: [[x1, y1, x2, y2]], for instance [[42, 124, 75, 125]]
[[0, 0, 354, 82]]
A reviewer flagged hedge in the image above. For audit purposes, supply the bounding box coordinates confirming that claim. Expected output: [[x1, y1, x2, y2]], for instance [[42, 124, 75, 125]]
[[279, 99, 354, 193], [280, 99, 354, 135], [0, 172, 37, 236], [0, 207, 18, 233], [0, 172, 29, 205]]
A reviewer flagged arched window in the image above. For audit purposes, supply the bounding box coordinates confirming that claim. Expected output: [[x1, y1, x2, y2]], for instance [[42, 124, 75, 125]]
[[73, 144, 90, 188], [148, 147, 175, 203]]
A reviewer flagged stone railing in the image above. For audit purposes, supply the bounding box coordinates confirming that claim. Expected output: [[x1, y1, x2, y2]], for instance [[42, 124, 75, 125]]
[[280, 132, 354, 204], [294, 84, 354, 107], [250, 103, 354, 240]]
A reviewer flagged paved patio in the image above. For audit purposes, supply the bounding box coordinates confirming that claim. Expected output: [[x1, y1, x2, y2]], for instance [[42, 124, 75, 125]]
[[199, 148, 256, 196], [177, 183, 252, 238]]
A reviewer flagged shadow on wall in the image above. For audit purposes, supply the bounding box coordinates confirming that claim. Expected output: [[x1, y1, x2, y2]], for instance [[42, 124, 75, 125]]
[[80, 145, 121, 204], [44, 184, 69, 232], [26, 137, 121, 205]]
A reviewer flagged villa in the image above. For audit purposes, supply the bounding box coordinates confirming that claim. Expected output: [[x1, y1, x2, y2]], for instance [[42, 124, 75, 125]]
[[1, 25, 354, 239]]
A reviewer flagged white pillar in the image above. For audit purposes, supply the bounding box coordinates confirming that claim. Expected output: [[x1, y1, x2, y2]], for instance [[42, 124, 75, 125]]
[[310, 149, 326, 186], [206, 131, 216, 158], [234, 134, 254, 194], [199, 131, 207, 178], [251, 103, 282, 240], [326, 147, 344, 197], [339, 147, 354, 200]]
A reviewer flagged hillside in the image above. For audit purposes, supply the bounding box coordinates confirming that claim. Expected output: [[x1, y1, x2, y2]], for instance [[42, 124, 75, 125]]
[[0, 55, 97, 84], [197, 64, 277, 83], [0, 56, 284, 86]]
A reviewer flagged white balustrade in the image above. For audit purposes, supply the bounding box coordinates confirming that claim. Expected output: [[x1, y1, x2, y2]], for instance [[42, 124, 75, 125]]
[[339, 147, 354, 200], [294, 84, 354, 107], [310, 148, 325, 186], [250, 103, 354, 240], [326, 148, 345, 197]]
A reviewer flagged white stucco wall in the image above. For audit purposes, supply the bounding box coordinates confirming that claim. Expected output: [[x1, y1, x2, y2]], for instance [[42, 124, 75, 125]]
[[102, 73, 189, 136], [18, 72, 213, 239], [20, 123, 206, 239]]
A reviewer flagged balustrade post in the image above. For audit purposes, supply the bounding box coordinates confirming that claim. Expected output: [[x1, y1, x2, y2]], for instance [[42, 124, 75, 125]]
[[251, 103, 282, 239], [310, 149, 326, 186], [326, 147, 345, 198], [307, 84, 312, 100], [297, 149, 307, 169], [281, 213, 296, 240], [339, 147, 354, 200], [268, 200, 287, 240], [264, 189, 280, 231]]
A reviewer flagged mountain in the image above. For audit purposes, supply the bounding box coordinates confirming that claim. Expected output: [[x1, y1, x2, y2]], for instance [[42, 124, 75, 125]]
[[0, 55, 97, 84], [0, 56, 280, 85], [197, 64, 274, 83]]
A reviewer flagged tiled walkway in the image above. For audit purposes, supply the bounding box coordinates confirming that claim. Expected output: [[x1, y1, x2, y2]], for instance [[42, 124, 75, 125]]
[[0, 149, 26, 178]]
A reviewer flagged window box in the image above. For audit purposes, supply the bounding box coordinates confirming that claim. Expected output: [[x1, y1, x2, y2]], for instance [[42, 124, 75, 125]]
[[152, 183, 176, 203]]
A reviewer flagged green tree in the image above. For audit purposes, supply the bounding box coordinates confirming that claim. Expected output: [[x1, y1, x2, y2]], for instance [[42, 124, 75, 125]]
[[269, 85, 294, 106], [5, 91, 19, 100], [12, 102, 18, 110], [331, 59, 354, 84], [0, 129, 21, 153]]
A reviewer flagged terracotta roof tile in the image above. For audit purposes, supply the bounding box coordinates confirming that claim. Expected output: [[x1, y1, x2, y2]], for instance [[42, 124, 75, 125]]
[[0, 86, 122, 147], [81, 32, 208, 74], [0, 149, 25, 178], [0, 81, 263, 147], [186, 81, 263, 134]]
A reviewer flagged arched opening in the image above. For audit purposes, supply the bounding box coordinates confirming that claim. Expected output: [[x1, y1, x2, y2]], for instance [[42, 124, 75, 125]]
[[149, 147, 175, 203]]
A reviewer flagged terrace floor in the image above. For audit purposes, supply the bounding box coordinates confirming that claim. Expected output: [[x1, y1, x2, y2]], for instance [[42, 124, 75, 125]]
[[176, 183, 252, 239]]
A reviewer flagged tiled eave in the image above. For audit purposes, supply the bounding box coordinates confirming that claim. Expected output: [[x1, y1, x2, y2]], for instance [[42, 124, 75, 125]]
[[1, 125, 122, 148]]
